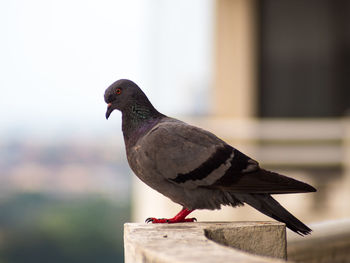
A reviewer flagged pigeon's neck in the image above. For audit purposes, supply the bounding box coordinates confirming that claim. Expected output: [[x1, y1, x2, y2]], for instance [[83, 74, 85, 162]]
[[122, 102, 163, 147]]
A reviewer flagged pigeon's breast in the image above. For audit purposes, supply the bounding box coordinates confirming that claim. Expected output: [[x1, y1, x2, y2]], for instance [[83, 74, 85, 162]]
[[126, 141, 166, 189]]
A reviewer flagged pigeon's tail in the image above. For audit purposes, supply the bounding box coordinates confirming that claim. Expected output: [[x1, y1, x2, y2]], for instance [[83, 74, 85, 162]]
[[237, 193, 312, 236]]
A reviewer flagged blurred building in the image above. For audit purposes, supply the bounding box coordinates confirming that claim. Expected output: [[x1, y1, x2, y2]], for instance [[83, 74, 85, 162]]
[[132, 0, 350, 231]]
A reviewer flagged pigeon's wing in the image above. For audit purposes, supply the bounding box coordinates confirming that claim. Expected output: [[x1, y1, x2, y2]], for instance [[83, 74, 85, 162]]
[[138, 119, 315, 193]]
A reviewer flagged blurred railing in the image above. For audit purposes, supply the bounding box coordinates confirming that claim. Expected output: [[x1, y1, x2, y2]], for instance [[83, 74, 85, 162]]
[[288, 218, 350, 263], [189, 117, 347, 168]]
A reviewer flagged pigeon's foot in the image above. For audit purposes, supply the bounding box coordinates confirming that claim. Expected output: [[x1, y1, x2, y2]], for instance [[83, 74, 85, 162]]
[[145, 208, 196, 224], [145, 217, 196, 223]]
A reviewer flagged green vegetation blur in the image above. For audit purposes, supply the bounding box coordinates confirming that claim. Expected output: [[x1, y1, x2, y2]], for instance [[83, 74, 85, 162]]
[[0, 193, 130, 263]]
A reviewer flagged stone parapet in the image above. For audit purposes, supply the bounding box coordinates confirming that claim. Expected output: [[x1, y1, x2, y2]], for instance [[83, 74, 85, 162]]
[[124, 222, 286, 263]]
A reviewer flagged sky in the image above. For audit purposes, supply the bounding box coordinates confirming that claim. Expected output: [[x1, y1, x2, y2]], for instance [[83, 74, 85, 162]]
[[0, 0, 213, 138]]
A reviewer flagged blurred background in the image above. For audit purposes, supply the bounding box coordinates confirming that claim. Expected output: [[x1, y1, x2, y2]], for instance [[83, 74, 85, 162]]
[[1, 0, 349, 262]]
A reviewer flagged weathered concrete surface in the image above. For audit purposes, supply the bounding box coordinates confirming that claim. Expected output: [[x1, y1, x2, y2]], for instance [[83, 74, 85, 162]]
[[205, 222, 286, 258], [124, 222, 286, 263], [288, 218, 350, 263]]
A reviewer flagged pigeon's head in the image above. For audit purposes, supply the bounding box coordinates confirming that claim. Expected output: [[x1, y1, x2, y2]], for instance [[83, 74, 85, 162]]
[[104, 79, 148, 119]]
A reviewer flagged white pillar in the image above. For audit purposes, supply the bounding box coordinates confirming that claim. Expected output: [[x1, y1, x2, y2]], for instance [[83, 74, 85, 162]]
[[213, 0, 257, 118]]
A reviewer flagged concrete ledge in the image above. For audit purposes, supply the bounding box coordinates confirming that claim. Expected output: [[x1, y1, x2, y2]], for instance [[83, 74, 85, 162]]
[[124, 222, 286, 263]]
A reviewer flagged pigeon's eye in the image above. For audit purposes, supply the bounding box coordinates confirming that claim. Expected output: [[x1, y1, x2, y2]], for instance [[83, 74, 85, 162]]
[[116, 88, 122, 95]]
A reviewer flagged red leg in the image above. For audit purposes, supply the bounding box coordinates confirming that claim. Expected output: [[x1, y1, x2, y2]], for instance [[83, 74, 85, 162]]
[[145, 208, 196, 224]]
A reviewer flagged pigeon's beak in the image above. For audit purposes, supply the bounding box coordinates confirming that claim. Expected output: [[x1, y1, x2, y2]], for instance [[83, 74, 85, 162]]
[[106, 103, 113, 119]]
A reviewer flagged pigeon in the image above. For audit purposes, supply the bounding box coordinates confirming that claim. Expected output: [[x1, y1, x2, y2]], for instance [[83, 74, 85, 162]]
[[104, 79, 316, 235]]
